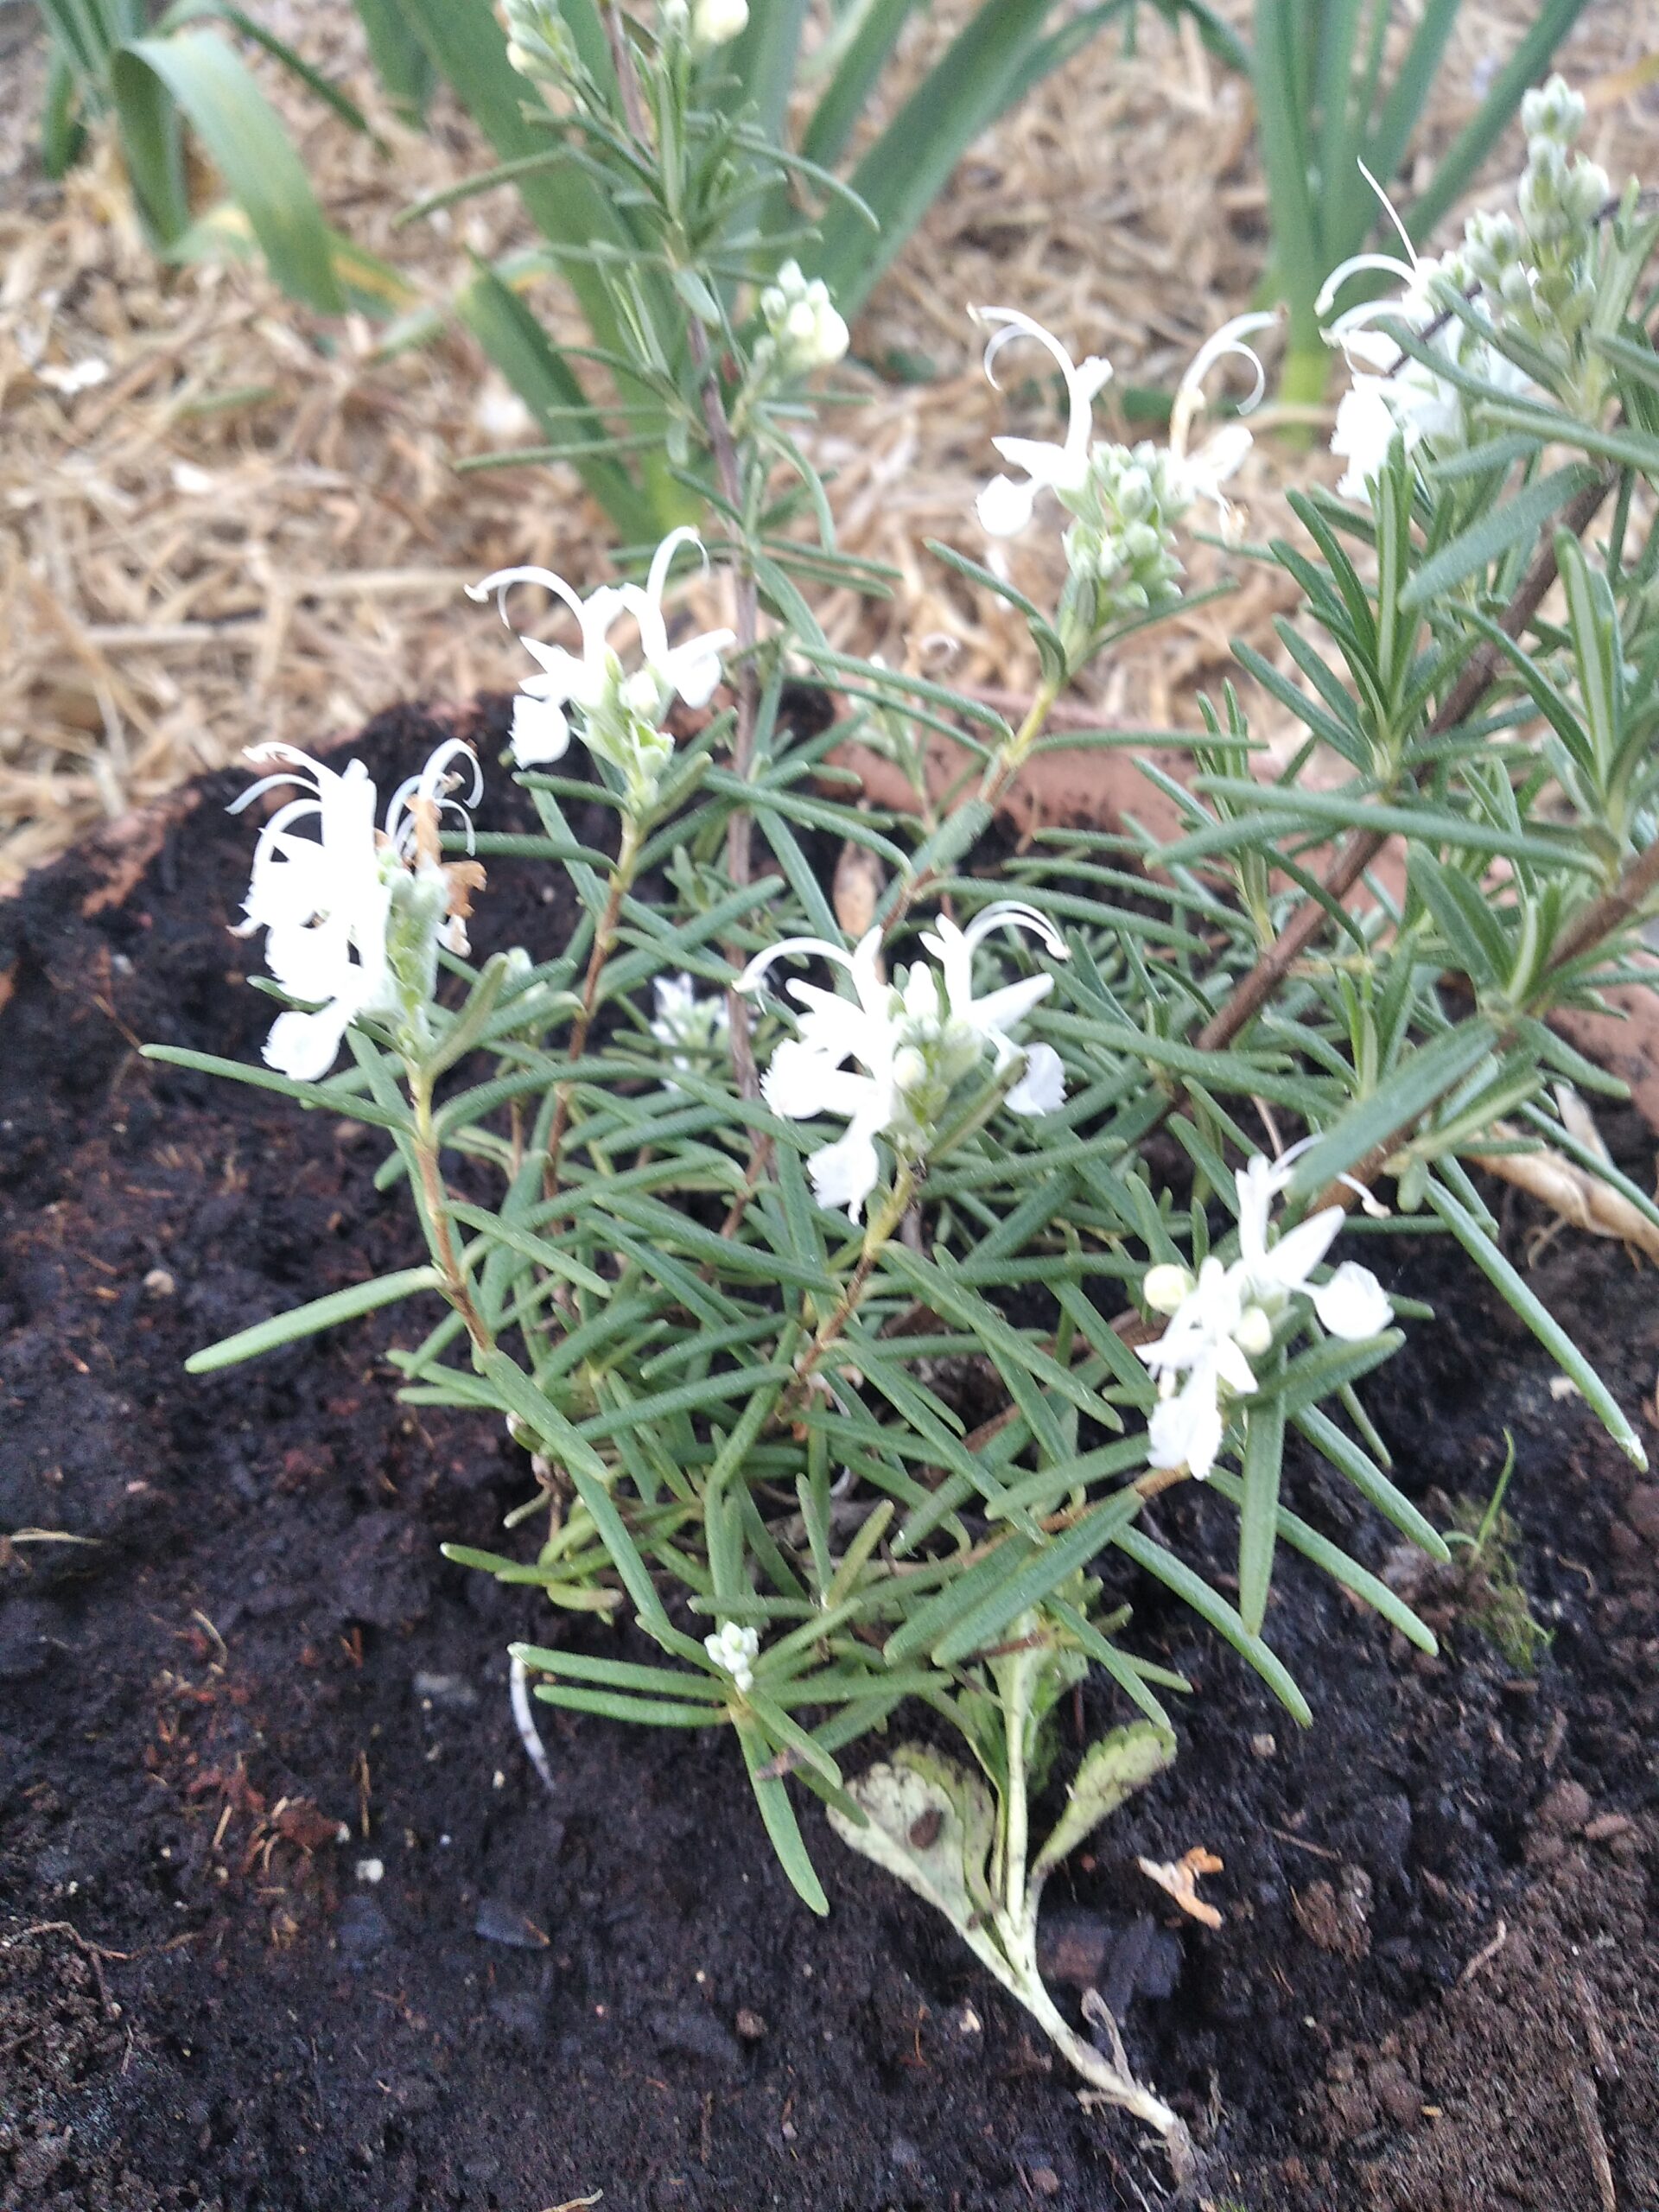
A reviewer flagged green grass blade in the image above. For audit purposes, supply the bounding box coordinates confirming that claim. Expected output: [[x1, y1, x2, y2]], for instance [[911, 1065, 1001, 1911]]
[[1113, 1526, 1313, 1724], [351, 0, 435, 118], [1397, 461, 1602, 611], [1405, 0, 1592, 242], [807, 0, 1053, 318], [453, 255, 658, 539], [799, 0, 918, 170], [726, 0, 810, 142], [111, 30, 346, 309], [928, 1491, 1145, 1667], [160, 1, 375, 136], [1208, 1471, 1438, 1650], [1294, 1406, 1449, 1558], [739, 1719, 830, 1914], [41, 40, 90, 175], [1286, 1018, 1500, 1200]]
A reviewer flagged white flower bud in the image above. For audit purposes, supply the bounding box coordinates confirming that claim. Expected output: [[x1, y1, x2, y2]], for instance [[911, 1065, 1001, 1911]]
[[1142, 1263, 1194, 1316], [704, 1620, 760, 1693], [1521, 73, 1585, 147], [1233, 1304, 1274, 1359], [892, 1046, 929, 1096], [691, 0, 748, 50]]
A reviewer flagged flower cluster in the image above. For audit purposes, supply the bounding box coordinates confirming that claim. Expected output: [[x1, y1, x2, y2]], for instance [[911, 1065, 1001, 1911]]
[[1138, 1148, 1393, 1479], [703, 1620, 760, 1693], [232, 740, 484, 1082], [974, 308, 1273, 645], [1324, 79, 1618, 501], [473, 528, 734, 809], [503, 0, 581, 86], [741, 904, 1068, 1219], [756, 259, 850, 379]]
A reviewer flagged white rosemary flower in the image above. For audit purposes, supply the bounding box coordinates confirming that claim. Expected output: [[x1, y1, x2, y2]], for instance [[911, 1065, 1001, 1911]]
[[232, 739, 483, 1082], [1319, 163, 1528, 502], [650, 971, 730, 1071], [973, 308, 1114, 536], [740, 904, 1068, 1221], [1139, 1257, 1259, 1482], [471, 530, 734, 799], [1164, 310, 1278, 537], [704, 1620, 760, 1693], [1137, 1147, 1393, 1479]]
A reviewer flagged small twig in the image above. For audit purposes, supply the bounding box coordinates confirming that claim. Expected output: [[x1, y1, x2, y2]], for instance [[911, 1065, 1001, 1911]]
[[1573, 1967, 1621, 2082], [509, 1651, 558, 1799], [1569, 2068, 1618, 2212], [1264, 1822, 1343, 1863], [1456, 1916, 1509, 1987]]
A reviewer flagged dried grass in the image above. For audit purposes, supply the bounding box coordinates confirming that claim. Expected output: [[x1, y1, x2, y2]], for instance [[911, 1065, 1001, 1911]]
[[2, 0, 1656, 886]]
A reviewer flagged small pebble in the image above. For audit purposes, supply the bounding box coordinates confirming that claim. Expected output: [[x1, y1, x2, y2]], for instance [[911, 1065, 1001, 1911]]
[[143, 1268, 175, 1296], [734, 2007, 767, 2042], [1250, 1732, 1277, 1759], [355, 1858, 385, 1884], [1030, 2166, 1062, 2199]]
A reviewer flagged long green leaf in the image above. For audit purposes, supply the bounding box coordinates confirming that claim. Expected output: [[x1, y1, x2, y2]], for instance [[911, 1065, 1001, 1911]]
[[800, 0, 918, 170], [453, 255, 658, 540], [185, 1266, 442, 1372], [1237, 1390, 1286, 1637], [808, 0, 1054, 317], [1208, 1471, 1438, 1651], [351, 0, 435, 118], [1286, 1018, 1499, 1200], [112, 30, 346, 310], [1405, 0, 1593, 241], [739, 1719, 830, 1914], [1425, 1179, 1647, 1468], [1398, 462, 1602, 612]]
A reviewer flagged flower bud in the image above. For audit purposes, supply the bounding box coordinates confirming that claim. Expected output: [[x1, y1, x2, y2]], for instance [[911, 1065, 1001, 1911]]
[[504, 0, 579, 83], [1142, 1262, 1194, 1316], [1565, 162, 1611, 226], [1234, 1304, 1274, 1359], [1521, 73, 1585, 148], [691, 0, 748, 51], [892, 1046, 928, 1096]]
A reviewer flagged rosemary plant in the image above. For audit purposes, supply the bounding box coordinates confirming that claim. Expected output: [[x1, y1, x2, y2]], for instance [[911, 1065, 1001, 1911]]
[[152, 34, 1659, 2169]]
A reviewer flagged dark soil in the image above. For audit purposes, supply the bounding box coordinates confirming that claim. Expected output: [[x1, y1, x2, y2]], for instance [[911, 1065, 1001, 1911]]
[[3, 701, 1657, 2212]]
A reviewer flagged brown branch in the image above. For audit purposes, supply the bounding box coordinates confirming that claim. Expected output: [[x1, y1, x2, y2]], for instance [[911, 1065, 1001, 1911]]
[[1194, 468, 1616, 1055], [1542, 830, 1659, 976]]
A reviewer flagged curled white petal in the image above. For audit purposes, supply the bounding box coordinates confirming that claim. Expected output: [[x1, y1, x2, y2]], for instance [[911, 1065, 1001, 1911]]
[[972, 307, 1111, 532], [961, 899, 1071, 961], [738, 933, 859, 995]]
